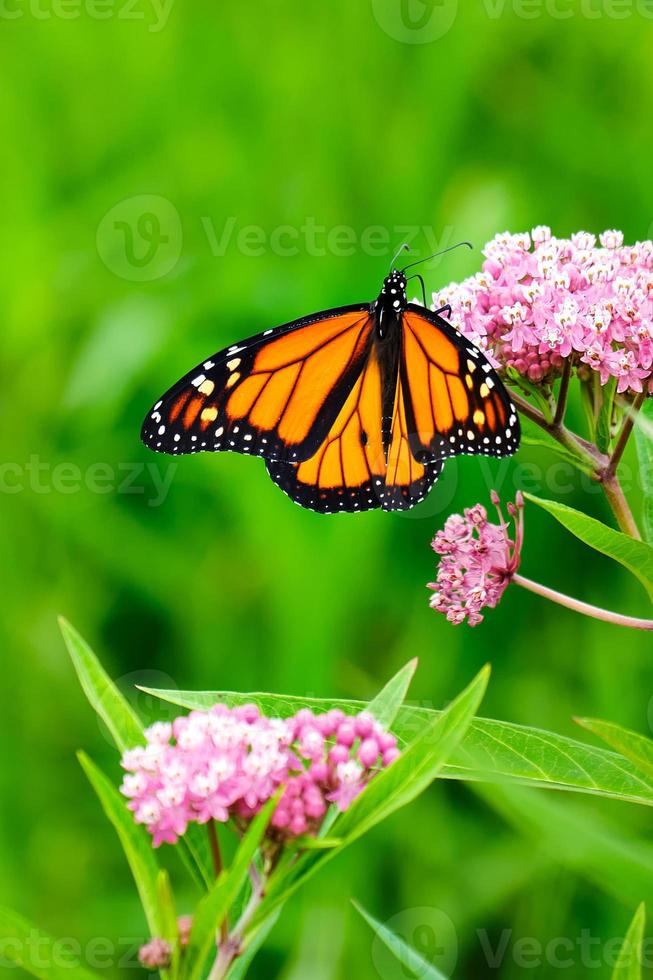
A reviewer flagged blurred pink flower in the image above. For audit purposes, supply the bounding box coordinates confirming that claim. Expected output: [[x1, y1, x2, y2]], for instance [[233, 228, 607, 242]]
[[432, 229, 653, 394], [138, 938, 171, 970], [428, 492, 524, 626], [121, 704, 399, 846]]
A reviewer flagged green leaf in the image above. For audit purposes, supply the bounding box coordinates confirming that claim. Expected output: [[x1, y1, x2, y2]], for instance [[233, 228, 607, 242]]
[[0, 907, 101, 980], [597, 375, 618, 455], [60, 617, 143, 751], [635, 400, 653, 544], [157, 871, 180, 980], [333, 665, 489, 844], [575, 718, 653, 784], [476, 783, 653, 911], [525, 493, 653, 600], [352, 900, 449, 980], [141, 688, 653, 809], [519, 415, 585, 470], [251, 667, 489, 926], [366, 658, 417, 728], [506, 372, 553, 422], [612, 904, 646, 980], [185, 798, 277, 980], [78, 752, 164, 939], [225, 910, 281, 980], [61, 619, 211, 891]]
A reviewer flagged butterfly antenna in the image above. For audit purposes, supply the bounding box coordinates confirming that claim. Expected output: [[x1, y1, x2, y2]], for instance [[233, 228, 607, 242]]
[[405, 273, 427, 307], [389, 242, 410, 271], [401, 240, 473, 273]]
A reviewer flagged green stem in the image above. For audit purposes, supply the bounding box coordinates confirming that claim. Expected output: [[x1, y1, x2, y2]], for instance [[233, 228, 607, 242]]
[[207, 822, 229, 946], [511, 390, 643, 538], [206, 865, 267, 980], [553, 358, 573, 427], [600, 472, 642, 540], [510, 392, 602, 474], [513, 574, 653, 630], [604, 391, 646, 481]]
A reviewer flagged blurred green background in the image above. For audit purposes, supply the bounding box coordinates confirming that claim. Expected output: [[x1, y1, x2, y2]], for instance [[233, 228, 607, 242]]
[[2, 1, 653, 976]]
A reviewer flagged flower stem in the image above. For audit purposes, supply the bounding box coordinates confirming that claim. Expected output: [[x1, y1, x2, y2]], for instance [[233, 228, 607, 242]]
[[513, 573, 653, 630], [207, 822, 229, 946], [510, 392, 601, 474], [553, 358, 573, 427], [600, 472, 642, 540], [205, 864, 267, 980], [207, 820, 223, 877], [604, 391, 646, 481]]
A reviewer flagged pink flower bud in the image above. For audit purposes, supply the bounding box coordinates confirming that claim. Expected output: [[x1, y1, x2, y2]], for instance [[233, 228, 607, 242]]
[[138, 939, 171, 970], [358, 738, 380, 768], [335, 721, 356, 746]]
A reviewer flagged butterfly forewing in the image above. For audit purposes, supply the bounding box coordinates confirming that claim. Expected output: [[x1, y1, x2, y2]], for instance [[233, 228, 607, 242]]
[[141, 306, 374, 464], [400, 307, 520, 461]]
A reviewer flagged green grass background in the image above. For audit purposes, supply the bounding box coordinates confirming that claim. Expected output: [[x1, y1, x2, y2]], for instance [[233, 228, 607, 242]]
[[2, 2, 653, 976]]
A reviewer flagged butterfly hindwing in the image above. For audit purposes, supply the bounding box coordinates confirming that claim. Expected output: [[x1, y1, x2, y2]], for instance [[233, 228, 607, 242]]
[[265, 351, 444, 513], [141, 306, 374, 463], [400, 306, 520, 462]]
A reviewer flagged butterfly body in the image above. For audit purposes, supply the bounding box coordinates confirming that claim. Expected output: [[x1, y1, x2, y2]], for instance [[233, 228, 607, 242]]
[[142, 268, 520, 513]]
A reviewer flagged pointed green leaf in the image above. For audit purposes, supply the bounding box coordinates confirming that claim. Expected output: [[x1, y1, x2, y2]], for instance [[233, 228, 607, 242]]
[[576, 718, 653, 784], [78, 752, 164, 938], [251, 667, 489, 926], [185, 797, 277, 980], [597, 375, 618, 455], [612, 904, 645, 979], [61, 620, 211, 891], [352, 901, 450, 980], [60, 617, 143, 751], [0, 907, 101, 980], [226, 910, 281, 980], [635, 400, 653, 545], [367, 658, 418, 728], [140, 688, 653, 808], [333, 665, 489, 845], [525, 493, 653, 599], [157, 871, 180, 980]]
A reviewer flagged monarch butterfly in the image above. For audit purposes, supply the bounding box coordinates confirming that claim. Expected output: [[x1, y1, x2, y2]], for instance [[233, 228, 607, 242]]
[[141, 245, 520, 512]]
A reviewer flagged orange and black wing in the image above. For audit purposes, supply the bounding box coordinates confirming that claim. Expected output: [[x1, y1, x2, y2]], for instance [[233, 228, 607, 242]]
[[266, 350, 443, 513], [399, 306, 520, 461], [141, 306, 374, 463]]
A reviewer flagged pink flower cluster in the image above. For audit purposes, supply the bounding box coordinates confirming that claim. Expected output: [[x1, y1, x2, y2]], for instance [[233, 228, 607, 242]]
[[433, 229, 653, 394], [120, 703, 399, 846], [428, 492, 524, 626]]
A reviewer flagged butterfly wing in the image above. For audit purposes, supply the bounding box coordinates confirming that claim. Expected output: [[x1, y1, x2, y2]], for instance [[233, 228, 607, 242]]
[[400, 306, 520, 461], [141, 306, 374, 463], [266, 349, 443, 513]]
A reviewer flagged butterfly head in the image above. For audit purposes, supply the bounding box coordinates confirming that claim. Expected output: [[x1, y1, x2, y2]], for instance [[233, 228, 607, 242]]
[[381, 270, 408, 305]]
